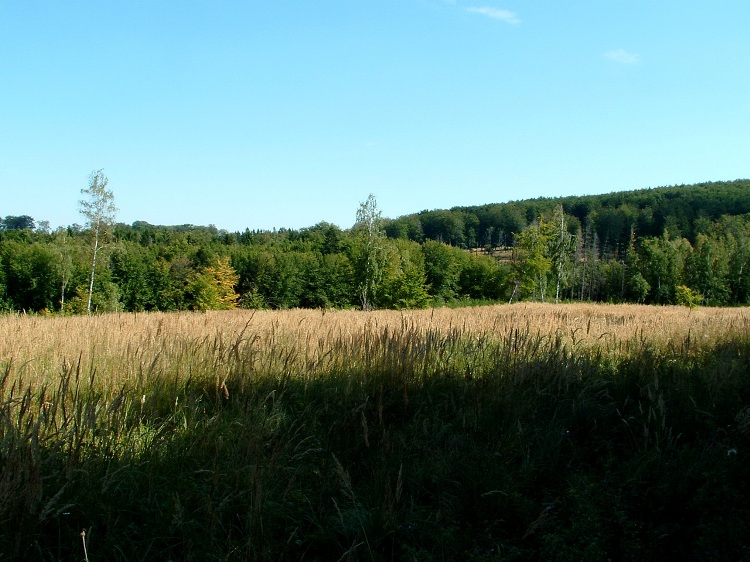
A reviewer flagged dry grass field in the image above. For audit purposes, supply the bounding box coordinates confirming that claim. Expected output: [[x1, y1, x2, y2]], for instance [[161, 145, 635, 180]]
[[2, 303, 749, 560], [4, 303, 749, 389]]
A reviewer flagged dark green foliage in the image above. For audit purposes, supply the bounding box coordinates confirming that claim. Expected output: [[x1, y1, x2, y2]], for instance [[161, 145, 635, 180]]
[[231, 248, 325, 309], [422, 240, 467, 302], [394, 179, 750, 262], [109, 243, 154, 311], [458, 253, 507, 300], [1, 215, 36, 231], [418, 209, 466, 247], [384, 215, 424, 242], [0, 241, 59, 311], [4, 180, 750, 312], [639, 233, 692, 305]]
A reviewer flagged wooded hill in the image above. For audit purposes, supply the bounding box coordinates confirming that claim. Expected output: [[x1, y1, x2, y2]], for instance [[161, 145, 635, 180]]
[[386, 179, 750, 251], [1, 179, 749, 312]]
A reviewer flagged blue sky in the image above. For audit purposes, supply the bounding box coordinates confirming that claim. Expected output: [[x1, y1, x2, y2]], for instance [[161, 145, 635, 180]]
[[2, 1, 748, 232]]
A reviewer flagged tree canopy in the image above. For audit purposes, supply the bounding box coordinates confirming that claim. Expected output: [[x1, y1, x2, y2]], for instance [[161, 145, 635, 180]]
[[3, 179, 750, 313]]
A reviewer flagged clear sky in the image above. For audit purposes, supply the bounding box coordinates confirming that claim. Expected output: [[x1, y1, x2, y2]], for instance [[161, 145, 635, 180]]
[[2, 1, 748, 232]]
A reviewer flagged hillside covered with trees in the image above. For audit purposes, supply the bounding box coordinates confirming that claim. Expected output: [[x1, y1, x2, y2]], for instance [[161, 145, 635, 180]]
[[2, 179, 750, 313]]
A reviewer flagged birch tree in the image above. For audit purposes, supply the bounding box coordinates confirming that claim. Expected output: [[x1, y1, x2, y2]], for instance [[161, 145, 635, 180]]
[[352, 194, 387, 310], [79, 170, 117, 314], [51, 229, 74, 312], [549, 205, 575, 303]]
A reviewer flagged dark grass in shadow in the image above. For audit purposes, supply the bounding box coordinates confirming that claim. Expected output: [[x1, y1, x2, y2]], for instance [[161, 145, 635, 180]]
[[1, 326, 749, 560]]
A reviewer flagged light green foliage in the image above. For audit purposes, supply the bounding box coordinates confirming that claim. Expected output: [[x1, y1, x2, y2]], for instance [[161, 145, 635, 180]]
[[190, 256, 239, 310], [352, 194, 388, 310], [49, 229, 80, 312], [511, 217, 555, 302], [549, 205, 577, 303], [676, 285, 703, 308], [350, 201, 432, 309], [67, 277, 122, 314], [240, 287, 267, 309], [79, 170, 117, 314], [628, 273, 651, 303], [380, 239, 431, 309]]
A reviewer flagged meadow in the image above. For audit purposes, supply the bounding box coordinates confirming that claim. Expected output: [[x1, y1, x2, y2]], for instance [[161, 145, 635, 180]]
[[1, 304, 749, 560]]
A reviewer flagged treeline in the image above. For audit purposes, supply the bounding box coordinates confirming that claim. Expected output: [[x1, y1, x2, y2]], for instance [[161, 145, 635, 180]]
[[386, 179, 750, 248], [2, 180, 750, 312]]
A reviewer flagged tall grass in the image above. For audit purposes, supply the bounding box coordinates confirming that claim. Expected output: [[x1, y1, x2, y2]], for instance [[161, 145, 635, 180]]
[[1, 304, 749, 560]]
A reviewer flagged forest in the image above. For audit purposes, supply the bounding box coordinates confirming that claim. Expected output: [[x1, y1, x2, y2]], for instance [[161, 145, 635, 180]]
[[2, 178, 750, 313]]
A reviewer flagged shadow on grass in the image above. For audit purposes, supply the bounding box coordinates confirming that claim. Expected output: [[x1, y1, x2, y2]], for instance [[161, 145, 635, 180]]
[[2, 332, 749, 560]]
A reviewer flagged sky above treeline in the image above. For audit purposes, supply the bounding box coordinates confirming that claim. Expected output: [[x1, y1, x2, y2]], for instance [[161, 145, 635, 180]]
[[2, 1, 749, 232]]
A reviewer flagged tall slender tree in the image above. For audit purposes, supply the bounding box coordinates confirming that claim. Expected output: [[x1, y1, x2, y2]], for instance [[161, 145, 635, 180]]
[[549, 205, 575, 303], [352, 194, 387, 310], [79, 170, 117, 314], [50, 229, 75, 312]]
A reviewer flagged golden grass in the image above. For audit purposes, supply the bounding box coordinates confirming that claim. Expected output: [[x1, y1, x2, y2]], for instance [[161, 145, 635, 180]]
[[2, 303, 749, 559], [2, 303, 749, 392]]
